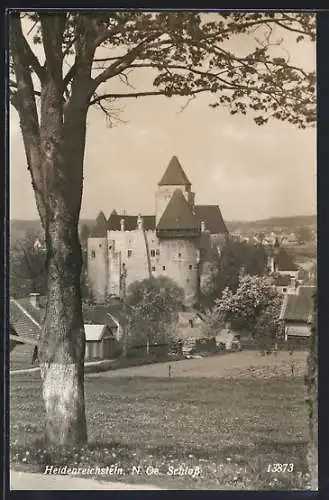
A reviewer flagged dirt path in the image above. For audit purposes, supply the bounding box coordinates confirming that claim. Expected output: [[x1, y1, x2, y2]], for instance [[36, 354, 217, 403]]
[[10, 470, 163, 490], [87, 350, 308, 379]]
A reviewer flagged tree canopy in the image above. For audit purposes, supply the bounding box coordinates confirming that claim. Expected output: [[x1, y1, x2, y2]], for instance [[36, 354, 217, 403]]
[[209, 274, 282, 338], [126, 276, 184, 350]]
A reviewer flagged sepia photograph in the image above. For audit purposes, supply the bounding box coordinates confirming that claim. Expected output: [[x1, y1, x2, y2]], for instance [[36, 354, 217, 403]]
[[9, 10, 317, 491]]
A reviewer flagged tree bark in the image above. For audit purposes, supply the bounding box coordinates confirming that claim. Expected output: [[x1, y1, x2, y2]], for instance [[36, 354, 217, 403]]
[[36, 75, 89, 446]]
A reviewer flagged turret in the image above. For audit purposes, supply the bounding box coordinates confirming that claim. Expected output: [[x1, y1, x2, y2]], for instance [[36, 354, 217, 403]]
[[155, 156, 195, 225]]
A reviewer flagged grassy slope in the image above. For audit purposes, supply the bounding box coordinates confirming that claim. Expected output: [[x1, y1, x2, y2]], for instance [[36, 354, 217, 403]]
[[10, 373, 309, 490]]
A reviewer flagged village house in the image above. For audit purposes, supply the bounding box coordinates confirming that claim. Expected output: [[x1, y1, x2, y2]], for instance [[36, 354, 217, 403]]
[[279, 285, 315, 345], [267, 238, 299, 279], [10, 293, 128, 362]]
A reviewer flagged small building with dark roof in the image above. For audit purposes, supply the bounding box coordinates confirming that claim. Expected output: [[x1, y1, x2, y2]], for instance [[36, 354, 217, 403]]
[[279, 285, 316, 344], [87, 156, 228, 306]]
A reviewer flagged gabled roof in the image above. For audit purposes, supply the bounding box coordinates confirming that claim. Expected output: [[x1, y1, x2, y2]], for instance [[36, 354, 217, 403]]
[[82, 300, 131, 327], [91, 211, 108, 237], [107, 213, 156, 231], [281, 286, 316, 322], [275, 248, 299, 272], [157, 189, 199, 231], [195, 205, 228, 234], [10, 298, 42, 342], [158, 156, 191, 186]]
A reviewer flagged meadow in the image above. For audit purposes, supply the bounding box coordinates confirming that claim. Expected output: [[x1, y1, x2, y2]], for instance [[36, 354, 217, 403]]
[[10, 359, 310, 490]]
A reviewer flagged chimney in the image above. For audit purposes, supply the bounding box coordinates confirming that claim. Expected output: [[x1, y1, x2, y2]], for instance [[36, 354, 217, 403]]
[[120, 218, 125, 231], [201, 220, 206, 232], [29, 293, 41, 308], [290, 276, 297, 290], [137, 215, 143, 230]]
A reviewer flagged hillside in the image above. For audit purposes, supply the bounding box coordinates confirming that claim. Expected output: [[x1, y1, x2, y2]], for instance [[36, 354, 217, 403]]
[[226, 215, 316, 232]]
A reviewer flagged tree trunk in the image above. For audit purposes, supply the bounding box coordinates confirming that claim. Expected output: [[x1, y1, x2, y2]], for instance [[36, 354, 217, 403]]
[[39, 222, 87, 446], [36, 76, 89, 447]]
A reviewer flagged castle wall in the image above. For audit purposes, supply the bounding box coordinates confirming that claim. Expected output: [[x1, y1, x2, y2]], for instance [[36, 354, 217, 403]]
[[107, 229, 156, 292], [87, 237, 108, 303], [156, 239, 199, 307], [155, 185, 191, 224], [106, 229, 199, 306]]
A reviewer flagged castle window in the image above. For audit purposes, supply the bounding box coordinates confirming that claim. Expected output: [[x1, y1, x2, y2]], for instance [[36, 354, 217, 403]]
[[152, 266, 156, 272], [150, 250, 156, 257], [162, 265, 166, 271], [99, 244, 102, 248], [109, 245, 112, 250], [189, 265, 193, 270], [156, 249, 160, 256], [178, 253, 182, 258], [91, 250, 96, 259], [128, 250, 132, 258]]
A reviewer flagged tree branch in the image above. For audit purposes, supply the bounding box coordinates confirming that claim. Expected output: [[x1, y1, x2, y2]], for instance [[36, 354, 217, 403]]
[[91, 33, 160, 90], [89, 87, 210, 105]]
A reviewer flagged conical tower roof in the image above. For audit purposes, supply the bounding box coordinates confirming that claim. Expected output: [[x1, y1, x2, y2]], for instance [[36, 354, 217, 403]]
[[91, 211, 108, 237], [158, 156, 191, 186]]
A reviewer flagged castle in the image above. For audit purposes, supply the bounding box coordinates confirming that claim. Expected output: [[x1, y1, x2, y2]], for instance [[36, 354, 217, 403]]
[[87, 156, 228, 306]]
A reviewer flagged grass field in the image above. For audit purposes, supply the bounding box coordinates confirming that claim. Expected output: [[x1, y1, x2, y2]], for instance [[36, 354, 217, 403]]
[[10, 357, 311, 490]]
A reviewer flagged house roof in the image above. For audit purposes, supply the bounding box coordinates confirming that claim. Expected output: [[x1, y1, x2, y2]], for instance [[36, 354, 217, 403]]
[[10, 298, 42, 342], [158, 156, 191, 186], [178, 311, 204, 323], [275, 248, 299, 271], [157, 189, 199, 231], [82, 300, 131, 327], [10, 296, 130, 342], [195, 205, 228, 234], [107, 213, 156, 231], [281, 286, 316, 322], [274, 275, 291, 287]]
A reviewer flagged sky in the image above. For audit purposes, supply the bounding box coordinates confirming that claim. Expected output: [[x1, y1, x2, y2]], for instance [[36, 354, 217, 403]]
[[9, 13, 316, 222]]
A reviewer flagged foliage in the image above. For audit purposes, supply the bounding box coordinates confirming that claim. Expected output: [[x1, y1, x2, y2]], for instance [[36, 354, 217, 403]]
[[126, 276, 184, 349], [200, 240, 268, 309], [211, 275, 282, 337], [10, 12, 315, 129], [10, 231, 47, 298]]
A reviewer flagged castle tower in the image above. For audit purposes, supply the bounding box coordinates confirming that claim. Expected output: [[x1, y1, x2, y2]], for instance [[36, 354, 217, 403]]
[[156, 188, 200, 306], [156, 156, 195, 225], [87, 211, 109, 303]]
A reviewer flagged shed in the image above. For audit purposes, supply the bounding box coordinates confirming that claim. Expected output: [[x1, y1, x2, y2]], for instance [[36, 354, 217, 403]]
[[279, 285, 316, 344], [84, 324, 119, 361]]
